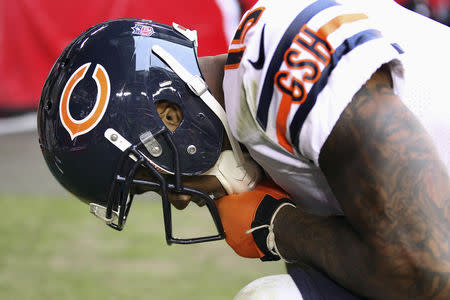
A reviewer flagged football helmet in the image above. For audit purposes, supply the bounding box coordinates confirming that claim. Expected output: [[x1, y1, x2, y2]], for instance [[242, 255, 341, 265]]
[[38, 19, 258, 245]]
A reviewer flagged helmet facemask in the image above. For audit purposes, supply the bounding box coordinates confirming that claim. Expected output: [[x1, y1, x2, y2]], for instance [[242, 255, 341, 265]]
[[94, 126, 225, 245]]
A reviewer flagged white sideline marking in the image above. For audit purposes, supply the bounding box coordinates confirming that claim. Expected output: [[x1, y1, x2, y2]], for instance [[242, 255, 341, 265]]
[[0, 112, 37, 136]]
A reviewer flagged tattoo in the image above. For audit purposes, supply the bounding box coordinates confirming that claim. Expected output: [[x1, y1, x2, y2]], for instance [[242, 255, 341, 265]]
[[275, 66, 450, 299], [316, 66, 450, 299]]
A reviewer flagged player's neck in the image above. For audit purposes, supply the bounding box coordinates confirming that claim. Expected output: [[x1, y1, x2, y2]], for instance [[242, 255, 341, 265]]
[[198, 54, 227, 110]]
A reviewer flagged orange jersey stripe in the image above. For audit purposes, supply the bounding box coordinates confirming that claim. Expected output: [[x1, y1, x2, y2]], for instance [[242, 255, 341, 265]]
[[276, 92, 294, 154], [317, 13, 368, 40]]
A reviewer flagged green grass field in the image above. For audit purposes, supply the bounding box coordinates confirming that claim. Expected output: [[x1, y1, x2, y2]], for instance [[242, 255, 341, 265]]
[[0, 193, 285, 300]]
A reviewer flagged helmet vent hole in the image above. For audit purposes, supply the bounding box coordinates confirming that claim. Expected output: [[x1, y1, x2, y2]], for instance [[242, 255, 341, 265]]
[[45, 101, 52, 111]]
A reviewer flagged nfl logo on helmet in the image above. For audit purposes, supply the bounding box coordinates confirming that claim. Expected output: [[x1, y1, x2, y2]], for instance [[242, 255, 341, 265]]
[[131, 23, 154, 36]]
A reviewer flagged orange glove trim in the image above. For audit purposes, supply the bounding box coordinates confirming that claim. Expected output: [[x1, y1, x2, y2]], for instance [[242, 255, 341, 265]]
[[215, 181, 290, 258]]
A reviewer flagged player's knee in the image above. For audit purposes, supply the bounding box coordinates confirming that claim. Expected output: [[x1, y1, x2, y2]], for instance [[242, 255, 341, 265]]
[[233, 274, 303, 300]]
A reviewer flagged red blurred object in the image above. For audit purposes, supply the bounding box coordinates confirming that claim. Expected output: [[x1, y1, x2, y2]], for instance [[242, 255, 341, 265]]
[[0, 0, 240, 112], [395, 0, 449, 9], [396, 0, 450, 24], [239, 0, 258, 12]]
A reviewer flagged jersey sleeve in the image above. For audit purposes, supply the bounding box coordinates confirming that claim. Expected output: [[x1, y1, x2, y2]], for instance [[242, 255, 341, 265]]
[[224, 0, 404, 166]]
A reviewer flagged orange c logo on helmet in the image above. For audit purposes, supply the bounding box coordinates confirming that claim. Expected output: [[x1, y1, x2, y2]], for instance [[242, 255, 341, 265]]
[[59, 63, 111, 140]]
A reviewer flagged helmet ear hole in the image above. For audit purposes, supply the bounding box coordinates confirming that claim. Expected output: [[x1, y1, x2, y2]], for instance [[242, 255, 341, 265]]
[[44, 100, 52, 111], [156, 100, 183, 132]]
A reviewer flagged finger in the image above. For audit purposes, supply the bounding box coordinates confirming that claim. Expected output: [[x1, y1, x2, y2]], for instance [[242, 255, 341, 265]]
[[193, 197, 206, 207], [168, 193, 191, 210]]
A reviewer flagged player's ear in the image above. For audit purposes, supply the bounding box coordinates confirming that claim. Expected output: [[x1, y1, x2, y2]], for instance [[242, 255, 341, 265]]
[[156, 100, 183, 132]]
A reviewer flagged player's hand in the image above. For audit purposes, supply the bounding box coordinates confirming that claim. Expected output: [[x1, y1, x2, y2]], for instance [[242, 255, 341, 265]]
[[215, 181, 295, 261]]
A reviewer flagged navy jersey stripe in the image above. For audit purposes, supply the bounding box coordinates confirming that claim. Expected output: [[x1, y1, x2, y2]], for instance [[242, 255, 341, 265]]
[[289, 29, 383, 149], [226, 50, 245, 68], [391, 42, 404, 54], [256, 0, 340, 130]]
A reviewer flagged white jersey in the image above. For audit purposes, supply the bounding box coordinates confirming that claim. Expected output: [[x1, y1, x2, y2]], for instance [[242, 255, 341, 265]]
[[223, 0, 450, 215]]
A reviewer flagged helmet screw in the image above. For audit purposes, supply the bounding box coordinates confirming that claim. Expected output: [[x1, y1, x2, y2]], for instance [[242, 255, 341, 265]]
[[150, 144, 162, 157], [187, 145, 197, 155], [110, 133, 118, 142]]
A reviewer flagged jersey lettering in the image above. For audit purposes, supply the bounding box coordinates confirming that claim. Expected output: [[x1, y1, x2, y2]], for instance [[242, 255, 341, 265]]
[[225, 7, 265, 70], [274, 25, 331, 153], [256, 0, 341, 131], [294, 27, 332, 64], [275, 12, 369, 153], [275, 71, 307, 103], [274, 25, 329, 106]]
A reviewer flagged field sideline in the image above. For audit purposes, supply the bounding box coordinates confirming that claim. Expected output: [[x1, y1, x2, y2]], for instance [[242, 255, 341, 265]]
[[0, 130, 284, 299]]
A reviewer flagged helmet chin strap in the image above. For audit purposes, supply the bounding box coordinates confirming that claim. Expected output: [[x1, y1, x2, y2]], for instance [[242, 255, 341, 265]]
[[152, 42, 262, 194], [152, 44, 244, 165]]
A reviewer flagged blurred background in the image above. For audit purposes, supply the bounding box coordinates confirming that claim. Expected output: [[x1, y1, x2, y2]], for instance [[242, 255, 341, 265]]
[[0, 0, 448, 299], [0, 1, 286, 299], [0, 0, 448, 116]]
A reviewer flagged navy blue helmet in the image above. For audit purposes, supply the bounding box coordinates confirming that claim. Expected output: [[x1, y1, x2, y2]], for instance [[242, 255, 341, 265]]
[[38, 19, 225, 244]]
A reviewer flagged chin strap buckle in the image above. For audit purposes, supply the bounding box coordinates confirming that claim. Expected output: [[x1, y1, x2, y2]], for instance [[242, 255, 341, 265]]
[[89, 203, 119, 225]]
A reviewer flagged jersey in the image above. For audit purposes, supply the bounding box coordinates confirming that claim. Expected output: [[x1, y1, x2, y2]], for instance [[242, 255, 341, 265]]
[[223, 0, 450, 215]]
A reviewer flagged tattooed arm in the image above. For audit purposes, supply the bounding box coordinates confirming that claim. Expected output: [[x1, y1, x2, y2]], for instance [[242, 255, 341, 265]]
[[274, 65, 450, 299]]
